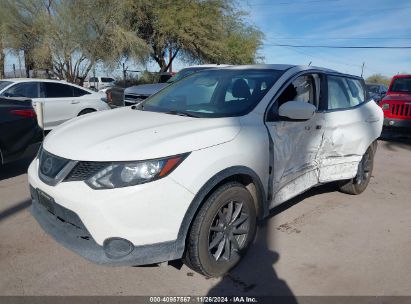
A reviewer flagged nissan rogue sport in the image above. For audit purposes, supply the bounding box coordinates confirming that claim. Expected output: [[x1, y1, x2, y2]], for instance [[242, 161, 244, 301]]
[[28, 65, 383, 277]]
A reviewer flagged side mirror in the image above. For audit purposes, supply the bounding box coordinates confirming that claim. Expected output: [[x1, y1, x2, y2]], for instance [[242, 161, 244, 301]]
[[278, 101, 316, 121]]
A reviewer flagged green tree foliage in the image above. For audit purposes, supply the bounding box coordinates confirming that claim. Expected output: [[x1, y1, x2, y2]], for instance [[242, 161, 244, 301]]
[[45, 0, 149, 83], [125, 0, 263, 72], [1, 0, 50, 77], [366, 74, 391, 87], [1, 0, 263, 80]]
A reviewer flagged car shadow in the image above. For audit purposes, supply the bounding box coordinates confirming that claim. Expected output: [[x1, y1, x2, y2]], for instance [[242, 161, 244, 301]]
[[0, 157, 33, 181], [206, 183, 337, 299], [380, 130, 411, 152]]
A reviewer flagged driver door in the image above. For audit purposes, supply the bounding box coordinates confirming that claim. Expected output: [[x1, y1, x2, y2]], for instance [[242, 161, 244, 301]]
[[265, 73, 325, 207]]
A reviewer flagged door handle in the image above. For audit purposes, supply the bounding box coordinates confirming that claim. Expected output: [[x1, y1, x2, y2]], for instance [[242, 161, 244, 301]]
[[71, 101, 80, 104]]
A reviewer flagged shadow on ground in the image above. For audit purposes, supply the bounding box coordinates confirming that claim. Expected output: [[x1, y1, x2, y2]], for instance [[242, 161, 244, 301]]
[[0, 157, 33, 181], [380, 130, 411, 152], [207, 183, 337, 298]]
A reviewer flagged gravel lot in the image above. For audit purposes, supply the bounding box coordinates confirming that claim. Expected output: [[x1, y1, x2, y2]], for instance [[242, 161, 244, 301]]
[[0, 136, 410, 296]]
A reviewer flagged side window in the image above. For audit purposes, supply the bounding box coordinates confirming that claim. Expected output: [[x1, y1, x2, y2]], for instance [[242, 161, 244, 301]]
[[44, 83, 74, 98], [89, 77, 98, 83], [277, 75, 317, 108], [327, 76, 364, 110], [72, 86, 91, 97], [101, 77, 114, 83], [2, 82, 39, 98]]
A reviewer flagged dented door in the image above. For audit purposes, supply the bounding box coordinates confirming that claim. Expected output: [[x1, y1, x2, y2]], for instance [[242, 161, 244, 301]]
[[266, 74, 324, 207]]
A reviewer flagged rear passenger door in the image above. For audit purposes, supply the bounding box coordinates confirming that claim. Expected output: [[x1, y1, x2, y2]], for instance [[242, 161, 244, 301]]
[[39, 82, 77, 129], [317, 75, 374, 183]]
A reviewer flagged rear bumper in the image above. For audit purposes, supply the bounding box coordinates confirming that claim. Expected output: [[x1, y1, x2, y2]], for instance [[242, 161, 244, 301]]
[[383, 117, 411, 129], [30, 187, 182, 266]]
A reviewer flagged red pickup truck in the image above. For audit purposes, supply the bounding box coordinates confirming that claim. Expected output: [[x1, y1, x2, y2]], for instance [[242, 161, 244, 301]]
[[380, 74, 411, 130]]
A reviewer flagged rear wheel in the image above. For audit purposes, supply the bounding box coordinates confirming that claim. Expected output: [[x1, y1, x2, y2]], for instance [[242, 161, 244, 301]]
[[339, 145, 374, 195], [184, 182, 257, 277]]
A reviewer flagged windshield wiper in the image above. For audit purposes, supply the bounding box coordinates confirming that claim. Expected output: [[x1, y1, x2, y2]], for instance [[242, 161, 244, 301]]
[[165, 110, 199, 118]]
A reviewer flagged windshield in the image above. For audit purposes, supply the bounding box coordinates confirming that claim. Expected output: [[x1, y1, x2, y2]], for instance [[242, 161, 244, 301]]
[[390, 77, 411, 93], [366, 85, 379, 94], [166, 68, 205, 83], [0, 81, 13, 91], [141, 69, 284, 118]]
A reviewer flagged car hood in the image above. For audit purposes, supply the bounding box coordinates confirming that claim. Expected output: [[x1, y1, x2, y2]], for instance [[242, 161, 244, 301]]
[[125, 83, 169, 96], [383, 93, 411, 102], [44, 107, 241, 161]]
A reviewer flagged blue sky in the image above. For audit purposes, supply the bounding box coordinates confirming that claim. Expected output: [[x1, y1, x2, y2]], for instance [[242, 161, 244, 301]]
[[4, 0, 411, 79], [242, 0, 411, 78]]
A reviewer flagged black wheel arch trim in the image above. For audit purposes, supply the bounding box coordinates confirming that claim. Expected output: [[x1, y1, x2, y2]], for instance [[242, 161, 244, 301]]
[[174, 166, 268, 258]]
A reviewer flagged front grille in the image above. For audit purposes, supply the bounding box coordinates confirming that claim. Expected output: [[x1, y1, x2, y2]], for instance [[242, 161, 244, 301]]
[[65, 161, 110, 182], [390, 102, 411, 118], [39, 149, 70, 179]]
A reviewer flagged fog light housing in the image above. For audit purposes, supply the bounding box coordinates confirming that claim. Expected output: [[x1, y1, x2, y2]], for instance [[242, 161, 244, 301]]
[[103, 238, 134, 259]]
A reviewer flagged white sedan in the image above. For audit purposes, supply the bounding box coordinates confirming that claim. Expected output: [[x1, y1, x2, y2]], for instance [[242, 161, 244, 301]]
[[0, 78, 110, 130]]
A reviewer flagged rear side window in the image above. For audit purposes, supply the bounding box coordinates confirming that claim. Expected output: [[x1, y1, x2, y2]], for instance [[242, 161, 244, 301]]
[[101, 77, 114, 83], [44, 82, 74, 98], [89, 77, 98, 83], [72, 86, 91, 97], [0, 81, 12, 91], [2, 82, 39, 98], [327, 76, 365, 110]]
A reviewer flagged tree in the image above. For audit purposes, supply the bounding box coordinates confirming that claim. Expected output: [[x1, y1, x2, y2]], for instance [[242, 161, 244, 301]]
[[366, 74, 391, 86], [1, 0, 50, 78], [44, 0, 149, 84], [1, 0, 149, 83], [125, 0, 263, 72]]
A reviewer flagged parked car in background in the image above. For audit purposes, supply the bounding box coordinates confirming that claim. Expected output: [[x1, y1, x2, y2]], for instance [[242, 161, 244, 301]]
[[83, 77, 116, 91], [118, 64, 228, 107], [379, 75, 411, 130], [29, 65, 382, 277], [366, 83, 388, 104], [0, 79, 110, 131], [0, 97, 42, 165]]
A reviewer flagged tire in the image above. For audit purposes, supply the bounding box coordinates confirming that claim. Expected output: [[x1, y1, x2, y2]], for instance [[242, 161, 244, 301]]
[[184, 182, 257, 277], [78, 109, 95, 116], [339, 145, 375, 195]]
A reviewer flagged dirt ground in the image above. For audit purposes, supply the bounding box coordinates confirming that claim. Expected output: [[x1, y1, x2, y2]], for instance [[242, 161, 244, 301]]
[[0, 136, 410, 296]]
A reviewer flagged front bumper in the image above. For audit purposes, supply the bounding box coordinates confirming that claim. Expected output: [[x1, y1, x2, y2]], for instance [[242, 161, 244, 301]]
[[30, 189, 180, 266], [383, 117, 411, 129], [28, 158, 194, 259]]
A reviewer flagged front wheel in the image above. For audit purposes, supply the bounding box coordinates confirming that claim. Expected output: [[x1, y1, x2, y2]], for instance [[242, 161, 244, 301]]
[[184, 182, 257, 277], [339, 145, 375, 195]]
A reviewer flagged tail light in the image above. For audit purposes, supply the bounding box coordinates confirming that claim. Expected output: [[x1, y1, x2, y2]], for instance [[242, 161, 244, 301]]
[[10, 109, 37, 118], [106, 90, 112, 104]]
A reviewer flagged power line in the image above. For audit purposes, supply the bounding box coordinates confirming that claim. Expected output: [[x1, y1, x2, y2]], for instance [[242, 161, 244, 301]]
[[250, 0, 341, 6], [264, 43, 411, 49], [269, 37, 411, 40]]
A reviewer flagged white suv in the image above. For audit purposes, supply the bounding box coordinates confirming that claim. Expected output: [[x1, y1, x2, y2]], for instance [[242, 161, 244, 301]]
[[0, 79, 110, 130], [28, 65, 383, 277]]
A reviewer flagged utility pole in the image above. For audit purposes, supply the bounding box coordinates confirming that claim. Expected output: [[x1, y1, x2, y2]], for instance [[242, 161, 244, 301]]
[[92, 66, 97, 90], [122, 62, 127, 88], [13, 64, 16, 78], [169, 48, 173, 73], [361, 62, 365, 77]]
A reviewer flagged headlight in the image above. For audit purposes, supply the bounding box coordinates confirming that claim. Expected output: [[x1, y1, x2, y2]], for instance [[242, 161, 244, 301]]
[[86, 154, 188, 189]]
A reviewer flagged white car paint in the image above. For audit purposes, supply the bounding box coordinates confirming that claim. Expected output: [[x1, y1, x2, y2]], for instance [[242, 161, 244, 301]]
[[0, 78, 110, 130], [28, 64, 383, 267]]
